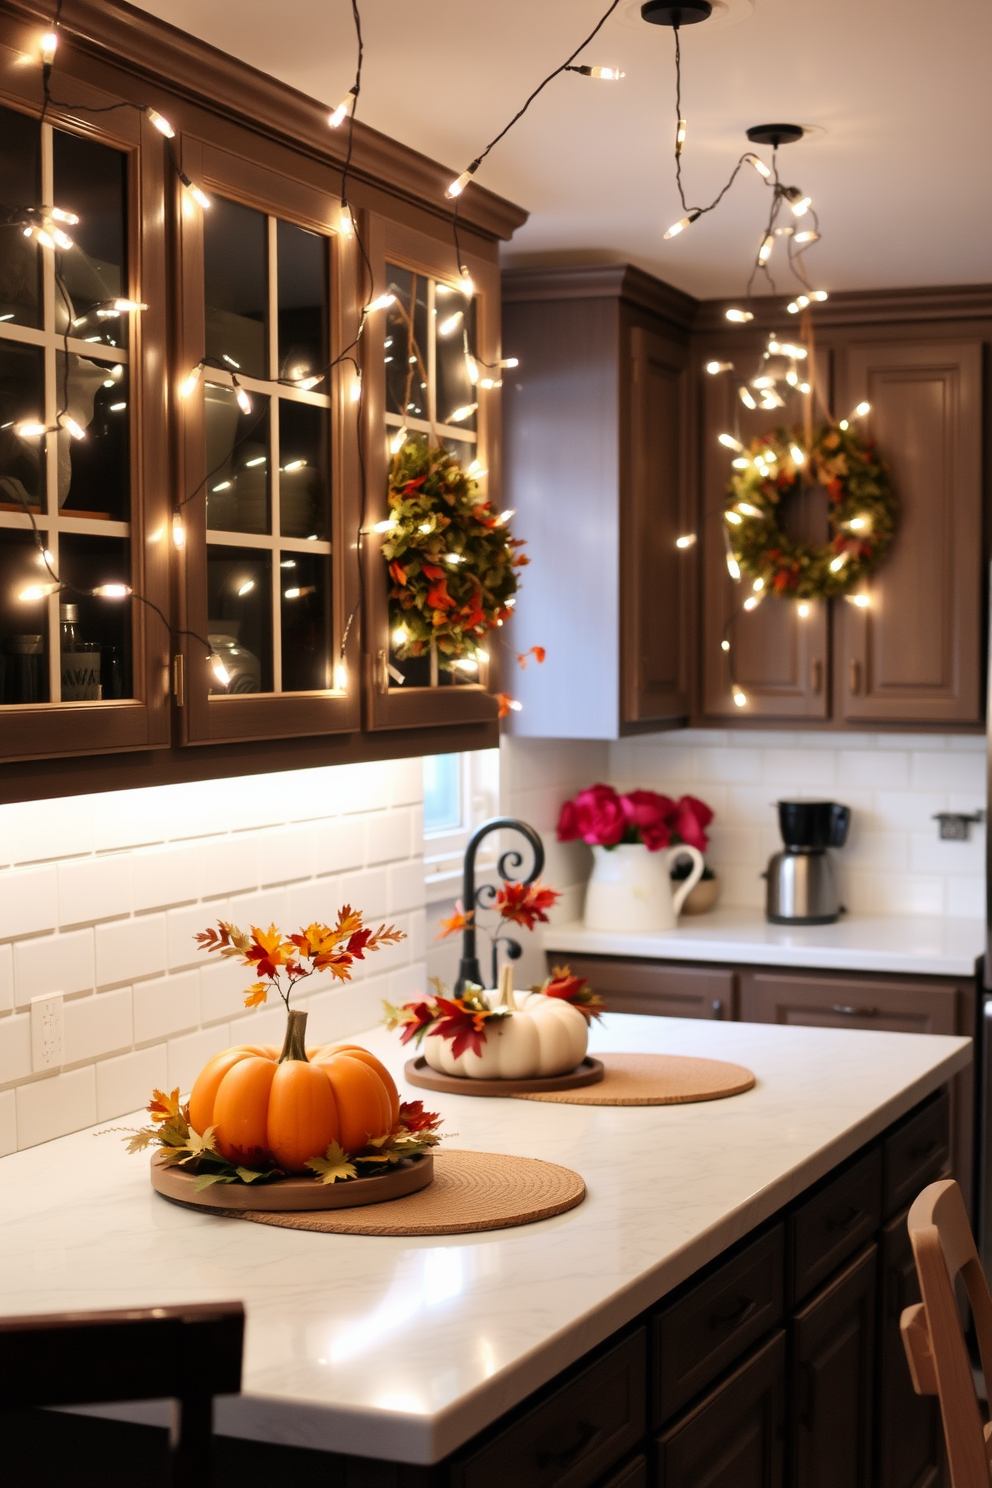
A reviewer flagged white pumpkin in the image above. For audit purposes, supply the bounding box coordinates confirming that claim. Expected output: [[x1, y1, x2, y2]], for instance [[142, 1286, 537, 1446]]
[[424, 964, 588, 1080]]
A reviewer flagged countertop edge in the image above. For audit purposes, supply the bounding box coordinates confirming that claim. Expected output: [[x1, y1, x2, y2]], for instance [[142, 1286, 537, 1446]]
[[220, 1036, 971, 1465]]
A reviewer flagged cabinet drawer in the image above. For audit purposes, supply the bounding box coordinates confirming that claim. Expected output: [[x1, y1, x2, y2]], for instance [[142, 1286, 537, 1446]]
[[454, 1329, 646, 1488], [651, 1225, 784, 1424], [654, 1330, 786, 1488], [789, 1147, 882, 1305], [739, 969, 959, 1036], [882, 1088, 950, 1220], [547, 955, 734, 1021], [598, 1454, 648, 1488]]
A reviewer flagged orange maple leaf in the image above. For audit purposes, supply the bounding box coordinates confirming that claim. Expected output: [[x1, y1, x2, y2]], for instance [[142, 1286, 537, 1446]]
[[437, 902, 474, 940], [496, 693, 518, 719], [244, 982, 269, 1009], [147, 1087, 181, 1124], [336, 905, 364, 938]]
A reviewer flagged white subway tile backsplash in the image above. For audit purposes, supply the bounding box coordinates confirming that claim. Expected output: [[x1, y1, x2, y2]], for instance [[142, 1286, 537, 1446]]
[[837, 751, 910, 790], [0, 796, 93, 866], [96, 1045, 168, 1122], [133, 971, 200, 1045], [0, 1089, 15, 1155], [0, 865, 59, 941], [13, 928, 96, 1008], [761, 748, 837, 790], [225, 886, 289, 931], [130, 843, 203, 913], [286, 877, 342, 926], [166, 902, 222, 971], [16, 1066, 95, 1147], [199, 956, 254, 1026], [59, 853, 132, 927], [64, 988, 133, 1065], [95, 915, 168, 989], [227, 1004, 286, 1047], [167, 1026, 231, 1096], [871, 872, 945, 917], [256, 824, 316, 886], [0, 1012, 31, 1085], [313, 815, 366, 876], [387, 858, 425, 915], [0, 944, 12, 1015], [948, 876, 985, 918], [198, 836, 258, 900], [367, 810, 412, 866], [913, 750, 985, 792]]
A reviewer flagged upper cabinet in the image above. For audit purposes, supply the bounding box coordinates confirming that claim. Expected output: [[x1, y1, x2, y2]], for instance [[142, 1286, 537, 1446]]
[[502, 266, 694, 739], [696, 305, 987, 730], [0, 3, 523, 794]]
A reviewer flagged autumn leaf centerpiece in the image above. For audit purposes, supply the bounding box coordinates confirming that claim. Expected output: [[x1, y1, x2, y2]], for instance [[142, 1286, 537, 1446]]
[[123, 906, 443, 1191]]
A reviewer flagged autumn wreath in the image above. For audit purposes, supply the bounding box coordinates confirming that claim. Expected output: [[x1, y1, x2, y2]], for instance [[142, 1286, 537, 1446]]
[[726, 423, 897, 600], [381, 440, 526, 669]]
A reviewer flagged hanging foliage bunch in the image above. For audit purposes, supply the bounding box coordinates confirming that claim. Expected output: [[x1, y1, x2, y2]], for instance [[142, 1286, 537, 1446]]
[[382, 440, 526, 669], [726, 423, 897, 600]]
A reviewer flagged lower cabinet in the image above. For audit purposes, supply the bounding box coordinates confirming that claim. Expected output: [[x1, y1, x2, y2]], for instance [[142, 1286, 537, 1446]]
[[790, 1244, 877, 1488], [875, 1209, 944, 1488], [655, 1331, 786, 1488]]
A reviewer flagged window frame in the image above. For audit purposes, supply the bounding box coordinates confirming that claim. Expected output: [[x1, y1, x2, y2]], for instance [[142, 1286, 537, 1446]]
[[362, 214, 502, 732], [0, 72, 172, 764], [174, 135, 362, 745]]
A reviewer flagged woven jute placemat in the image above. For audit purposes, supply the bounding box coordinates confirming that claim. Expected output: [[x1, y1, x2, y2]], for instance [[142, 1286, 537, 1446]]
[[513, 1052, 756, 1106], [202, 1150, 585, 1237]]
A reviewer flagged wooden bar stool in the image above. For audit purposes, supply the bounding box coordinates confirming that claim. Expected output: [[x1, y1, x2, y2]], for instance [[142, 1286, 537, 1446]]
[[901, 1179, 992, 1488], [0, 1300, 244, 1488]]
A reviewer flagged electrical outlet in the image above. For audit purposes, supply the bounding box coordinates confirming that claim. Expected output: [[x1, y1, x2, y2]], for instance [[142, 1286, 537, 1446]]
[[31, 993, 64, 1071]]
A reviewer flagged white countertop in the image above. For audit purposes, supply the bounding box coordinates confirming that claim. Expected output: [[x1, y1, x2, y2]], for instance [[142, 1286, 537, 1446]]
[[543, 909, 986, 978], [0, 1017, 971, 1464]]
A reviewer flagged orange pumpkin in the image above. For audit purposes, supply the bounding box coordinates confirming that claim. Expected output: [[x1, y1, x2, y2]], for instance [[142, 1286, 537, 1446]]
[[189, 1011, 399, 1173]]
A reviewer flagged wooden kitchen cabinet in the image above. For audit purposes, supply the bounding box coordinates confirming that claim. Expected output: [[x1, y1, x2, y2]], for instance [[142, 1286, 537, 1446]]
[[557, 954, 734, 1021], [789, 1244, 877, 1488], [875, 1207, 943, 1488], [501, 265, 694, 739]]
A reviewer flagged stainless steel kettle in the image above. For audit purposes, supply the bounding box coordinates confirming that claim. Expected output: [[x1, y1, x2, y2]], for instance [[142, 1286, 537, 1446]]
[[765, 801, 850, 925]]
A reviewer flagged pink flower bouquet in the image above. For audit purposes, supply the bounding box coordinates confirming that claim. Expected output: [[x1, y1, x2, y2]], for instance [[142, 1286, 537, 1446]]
[[557, 784, 713, 853]]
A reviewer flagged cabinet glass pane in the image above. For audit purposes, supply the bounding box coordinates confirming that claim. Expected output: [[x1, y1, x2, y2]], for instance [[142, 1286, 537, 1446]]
[[436, 289, 476, 433], [279, 400, 328, 540], [0, 103, 42, 330], [0, 342, 46, 514], [57, 354, 129, 519], [53, 130, 127, 348], [277, 220, 327, 381], [280, 550, 331, 691], [57, 532, 132, 700], [205, 384, 270, 534], [204, 197, 267, 379], [0, 530, 50, 703], [207, 545, 272, 693], [384, 265, 429, 419]]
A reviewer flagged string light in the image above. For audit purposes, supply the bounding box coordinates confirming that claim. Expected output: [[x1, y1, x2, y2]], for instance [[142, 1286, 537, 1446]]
[[62, 417, 86, 441], [854, 401, 871, 417], [446, 161, 481, 200], [752, 576, 764, 590], [178, 172, 211, 210], [367, 293, 397, 313], [438, 311, 463, 337], [725, 511, 742, 526], [19, 582, 60, 601], [171, 511, 185, 550], [334, 662, 348, 690], [738, 503, 762, 518], [112, 298, 147, 313], [797, 602, 810, 618], [91, 583, 132, 598], [790, 194, 812, 217], [793, 230, 819, 245], [848, 516, 870, 531], [738, 387, 757, 410], [676, 534, 696, 549], [718, 433, 744, 452], [179, 364, 203, 398], [328, 88, 357, 129], [829, 553, 848, 573], [373, 517, 398, 533], [847, 593, 871, 608], [392, 624, 409, 646], [706, 361, 733, 374], [725, 309, 754, 323], [676, 117, 687, 154], [389, 427, 408, 454], [732, 685, 747, 707], [721, 639, 730, 651], [234, 382, 252, 416], [448, 403, 478, 423], [146, 108, 175, 138], [339, 204, 354, 239], [664, 211, 701, 240], [731, 456, 750, 470], [350, 374, 363, 404], [459, 268, 475, 299], [15, 421, 49, 438], [743, 595, 760, 611], [565, 64, 625, 80], [744, 153, 771, 179], [210, 654, 231, 687], [789, 444, 805, 465], [757, 233, 773, 265]]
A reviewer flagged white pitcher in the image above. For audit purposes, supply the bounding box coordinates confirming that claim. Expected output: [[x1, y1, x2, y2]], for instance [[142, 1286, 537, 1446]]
[[583, 842, 705, 933]]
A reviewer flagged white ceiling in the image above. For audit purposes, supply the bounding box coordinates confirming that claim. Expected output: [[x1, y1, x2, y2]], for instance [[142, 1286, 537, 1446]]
[[137, 0, 992, 300]]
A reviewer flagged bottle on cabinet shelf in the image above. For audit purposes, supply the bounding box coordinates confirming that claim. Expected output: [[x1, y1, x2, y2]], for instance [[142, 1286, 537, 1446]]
[[59, 603, 101, 701]]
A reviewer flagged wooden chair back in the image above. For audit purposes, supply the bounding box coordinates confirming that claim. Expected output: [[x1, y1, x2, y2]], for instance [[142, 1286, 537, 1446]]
[[0, 1300, 244, 1488], [901, 1179, 992, 1488]]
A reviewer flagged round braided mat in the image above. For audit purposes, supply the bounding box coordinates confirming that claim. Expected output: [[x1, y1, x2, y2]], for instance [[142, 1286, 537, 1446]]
[[203, 1150, 585, 1237], [513, 1052, 755, 1106]]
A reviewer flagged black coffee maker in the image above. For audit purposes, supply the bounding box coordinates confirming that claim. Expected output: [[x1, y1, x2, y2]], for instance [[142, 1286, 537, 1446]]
[[765, 801, 851, 925]]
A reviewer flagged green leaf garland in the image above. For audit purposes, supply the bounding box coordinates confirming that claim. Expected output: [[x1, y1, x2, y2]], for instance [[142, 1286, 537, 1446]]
[[726, 423, 897, 600], [382, 440, 525, 669]]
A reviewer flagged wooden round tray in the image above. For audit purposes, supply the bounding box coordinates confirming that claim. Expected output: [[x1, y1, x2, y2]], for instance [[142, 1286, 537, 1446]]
[[404, 1055, 604, 1097], [150, 1151, 433, 1212]]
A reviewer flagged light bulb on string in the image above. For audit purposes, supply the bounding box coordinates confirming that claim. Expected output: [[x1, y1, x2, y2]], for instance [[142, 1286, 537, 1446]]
[[234, 383, 252, 416], [738, 386, 757, 410], [725, 308, 754, 324], [757, 233, 773, 265], [718, 433, 743, 452], [793, 230, 819, 245], [676, 534, 696, 549], [743, 595, 760, 611], [797, 602, 810, 619], [706, 361, 733, 375], [171, 511, 185, 550], [372, 517, 398, 534], [566, 64, 625, 80], [448, 403, 478, 424], [327, 89, 357, 129], [790, 195, 812, 217], [16, 421, 49, 438], [113, 298, 147, 313], [210, 654, 231, 688], [732, 685, 747, 708], [146, 109, 175, 138], [91, 583, 132, 599], [40, 31, 58, 64], [738, 503, 762, 518], [339, 204, 354, 239], [389, 426, 408, 455], [725, 511, 742, 526], [367, 293, 396, 313], [178, 172, 211, 210], [62, 417, 85, 441], [295, 375, 322, 391], [438, 311, 463, 337], [721, 639, 731, 652], [731, 456, 750, 470], [846, 593, 871, 608], [459, 268, 475, 299], [853, 401, 871, 417], [446, 160, 480, 199], [829, 552, 848, 573], [752, 576, 764, 590], [848, 515, 870, 532], [499, 357, 520, 369], [790, 444, 805, 465], [19, 581, 60, 601], [350, 374, 363, 404], [664, 210, 701, 241], [465, 355, 479, 386], [744, 153, 771, 179], [179, 364, 203, 399], [676, 117, 687, 155], [810, 290, 829, 302]]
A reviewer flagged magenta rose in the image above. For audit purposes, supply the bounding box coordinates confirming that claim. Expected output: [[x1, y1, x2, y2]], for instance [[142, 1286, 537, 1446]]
[[566, 783, 627, 847], [671, 795, 714, 852], [620, 789, 676, 851], [556, 799, 580, 842]]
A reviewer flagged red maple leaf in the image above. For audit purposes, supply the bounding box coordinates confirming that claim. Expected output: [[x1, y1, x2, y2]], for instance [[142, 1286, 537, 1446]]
[[389, 560, 407, 586], [397, 1099, 442, 1134], [431, 997, 491, 1060], [495, 880, 561, 931], [346, 927, 373, 959], [421, 561, 445, 580]]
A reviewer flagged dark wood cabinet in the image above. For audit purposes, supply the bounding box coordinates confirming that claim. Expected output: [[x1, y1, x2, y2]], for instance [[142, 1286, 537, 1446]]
[[501, 265, 694, 740], [790, 1243, 877, 1488], [835, 339, 983, 726], [654, 1331, 786, 1488], [875, 1207, 943, 1488], [555, 954, 734, 1021]]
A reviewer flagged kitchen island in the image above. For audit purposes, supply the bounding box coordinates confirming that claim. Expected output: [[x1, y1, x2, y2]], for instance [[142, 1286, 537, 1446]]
[[0, 1015, 971, 1485]]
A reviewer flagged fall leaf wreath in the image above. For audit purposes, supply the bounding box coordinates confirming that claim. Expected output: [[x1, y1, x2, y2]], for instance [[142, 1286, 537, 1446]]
[[726, 423, 897, 600], [382, 440, 527, 670]]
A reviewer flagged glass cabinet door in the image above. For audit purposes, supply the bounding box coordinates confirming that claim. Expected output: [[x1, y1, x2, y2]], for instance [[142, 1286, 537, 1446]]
[[176, 141, 359, 744], [0, 96, 170, 762]]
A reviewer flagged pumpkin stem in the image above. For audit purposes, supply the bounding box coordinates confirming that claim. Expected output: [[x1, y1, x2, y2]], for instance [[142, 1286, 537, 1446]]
[[498, 961, 517, 1013], [278, 1007, 310, 1063]]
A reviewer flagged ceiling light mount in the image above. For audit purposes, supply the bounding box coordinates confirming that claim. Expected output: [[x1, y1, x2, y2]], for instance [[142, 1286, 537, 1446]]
[[641, 0, 713, 25], [746, 122, 805, 147]]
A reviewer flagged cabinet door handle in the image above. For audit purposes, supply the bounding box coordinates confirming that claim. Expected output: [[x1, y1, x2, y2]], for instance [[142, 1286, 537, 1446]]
[[535, 1419, 600, 1468], [827, 1204, 866, 1234], [850, 659, 862, 694], [709, 1295, 757, 1330], [811, 659, 823, 694], [711, 999, 724, 1021], [831, 1004, 878, 1018]]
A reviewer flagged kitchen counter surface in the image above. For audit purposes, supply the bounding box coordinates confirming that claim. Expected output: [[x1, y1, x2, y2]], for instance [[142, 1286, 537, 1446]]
[[0, 1016, 971, 1465], [543, 908, 985, 978]]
